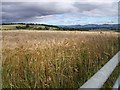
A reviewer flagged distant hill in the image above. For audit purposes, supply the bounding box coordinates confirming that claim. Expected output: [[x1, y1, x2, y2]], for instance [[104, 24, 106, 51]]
[[59, 24, 120, 31]]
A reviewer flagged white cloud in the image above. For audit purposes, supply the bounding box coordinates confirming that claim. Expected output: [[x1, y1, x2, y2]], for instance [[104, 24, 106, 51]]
[[2, 0, 119, 3]]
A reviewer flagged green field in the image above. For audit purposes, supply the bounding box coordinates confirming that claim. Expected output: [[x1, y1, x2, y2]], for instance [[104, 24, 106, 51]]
[[1, 24, 26, 30]]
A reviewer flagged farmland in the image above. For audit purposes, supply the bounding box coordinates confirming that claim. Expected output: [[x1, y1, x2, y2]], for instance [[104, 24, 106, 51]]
[[1, 24, 60, 30], [1, 30, 120, 88]]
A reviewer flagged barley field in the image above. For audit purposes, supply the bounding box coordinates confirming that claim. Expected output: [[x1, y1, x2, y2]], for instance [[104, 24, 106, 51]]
[[2, 30, 120, 88]]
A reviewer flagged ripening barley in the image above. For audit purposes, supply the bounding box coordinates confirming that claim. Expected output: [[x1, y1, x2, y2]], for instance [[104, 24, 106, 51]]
[[2, 30, 120, 88]]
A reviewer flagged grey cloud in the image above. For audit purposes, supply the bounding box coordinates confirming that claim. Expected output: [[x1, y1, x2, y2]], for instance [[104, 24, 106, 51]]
[[73, 3, 98, 12], [2, 2, 72, 23]]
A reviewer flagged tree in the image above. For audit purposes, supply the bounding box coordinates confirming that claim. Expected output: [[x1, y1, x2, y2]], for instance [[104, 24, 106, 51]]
[[44, 26, 49, 30], [26, 24, 29, 28]]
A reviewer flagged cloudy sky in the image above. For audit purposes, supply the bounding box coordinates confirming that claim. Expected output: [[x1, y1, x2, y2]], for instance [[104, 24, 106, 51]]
[[1, 0, 119, 25]]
